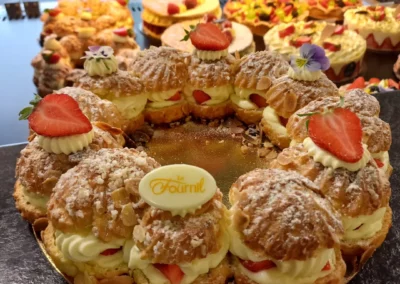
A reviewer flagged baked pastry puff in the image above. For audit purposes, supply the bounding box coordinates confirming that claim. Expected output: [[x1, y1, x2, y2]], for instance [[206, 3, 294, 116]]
[[130, 46, 190, 124], [75, 46, 146, 133], [232, 51, 290, 125], [59, 34, 84, 67], [261, 44, 339, 149], [42, 148, 160, 281], [31, 53, 44, 87], [288, 89, 392, 178], [229, 169, 346, 284]]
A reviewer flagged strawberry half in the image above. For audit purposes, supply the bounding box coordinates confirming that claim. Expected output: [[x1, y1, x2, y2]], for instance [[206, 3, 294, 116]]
[[193, 90, 211, 104], [308, 108, 363, 163], [189, 23, 230, 51], [184, 0, 197, 9], [154, 264, 184, 284], [322, 261, 331, 271], [279, 116, 289, 127], [374, 158, 384, 168], [116, 0, 128, 6], [45, 8, 61, 17], [42, 51, 61, 64], [278, 25, 295, 38], [290, 36, 312, 48], [388, 79, 399, 89], [323, 42, 341, 52], [167, 3, 180, 15], [346, 76, 365, 90], [304, 21, 315, 28], [113, 27, 132, 37], [203, 13, 217, 23], [239, 259, 276, 273], [100, 248, 121, 256], [333, 25, 345, 35], [168, 92, 182, 101], [369, 78, 380, 84], [249, 94, 267, 108], [28, 94, 92, 137]]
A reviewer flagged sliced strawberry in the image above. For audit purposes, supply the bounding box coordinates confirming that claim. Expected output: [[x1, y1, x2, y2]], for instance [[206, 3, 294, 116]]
[[189, 23, 230, 51], [184, 0, 197, 9], [323, 42, 341, 52], [46, 8, 61, 17], [309, 108, 363, 163], [239, 259, 276, 273], [333, 25, 345, 35], [279, 116, 288, 127], [167, 3, 180, 15], [168, 92, 181, 101], [369, 78, 380, 84], [113, 27, 129, 37], [304, 21, 315, 28], [203, 13, 217, 23], [193, 90, 211, 104], [283, 5, 293, 16], [278, 25, 295, 38], [222, 29, 234, 43], [370, 12, 385, 21], [290, 36, 311, 48], [374, 158, 384, 168], [320, 0, 329, 9], [28, 94, 92, 137], [100, 248, 121, 256], [249, 94, 267, 108], [322, 261, 331, 271], [271, 15, 280, 23], [154, 264, 184, 284], [367, 6, 385, 12], [42, 51, 61, 64], [116, 0, 127, 6], [346, 76, 365, 90], [221, 20, 233, 29], [388, 79, 399, 89]]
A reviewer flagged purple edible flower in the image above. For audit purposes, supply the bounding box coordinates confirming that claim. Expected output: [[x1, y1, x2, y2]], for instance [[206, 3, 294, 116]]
[[82, 46, 114, 60], [290, 44, 330, 72]]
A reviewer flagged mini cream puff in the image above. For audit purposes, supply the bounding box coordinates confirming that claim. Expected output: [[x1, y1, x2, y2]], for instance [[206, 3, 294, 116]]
[[53, 16, 83, 38], [43, 148, 160, 281], [94, 15, 117, 31], [261, 44, 339, 149], [129, 46, 190, 124], [77, 27, 98, 53], [59, 34, 84, 67], [229, 169, 345, 284], [75, 46, 146, 133], [232, 51, 290, 125], [31, 53, 44, 87], [111, 28, 139, 53], [287, 89, 392, 177]]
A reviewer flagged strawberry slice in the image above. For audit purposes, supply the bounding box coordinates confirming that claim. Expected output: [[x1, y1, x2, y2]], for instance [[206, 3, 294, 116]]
[[320, 0, 329, 9], [388, 79, 399, 89], [322, 261, 331, 271], [279, 116, 288, 127], [100, 248, 121, 256], [184, 0, 197, 9], [193, 90, 211, 104], [116, 0, 127, 6], [369, 78, 380, 84], [333, 25, 345, 35], [346, 76, 365, 90], [113, 28, 131, 37], [290, 36, 312, 48], [46, 8, 61, 17], [28, 94, 92, 137], [203, 13, 217, 23], [189, 23, 230, 51], [221, 20, 233, 29], [168, 92, 181, 101], [154, 264, 184, 284], [370, 12, 385, 21], [304, 21, 315, 28], [239, 259, 276, 273], [278, 25, 295, 38], [374, 158, 384, 168], [309, 108, 363, 163], [42, 51, 61, 64], [167, 3, 180, 15], [323, 42, 341, 52], [283, 5, 293, 16], [249, 94, 267, 108]]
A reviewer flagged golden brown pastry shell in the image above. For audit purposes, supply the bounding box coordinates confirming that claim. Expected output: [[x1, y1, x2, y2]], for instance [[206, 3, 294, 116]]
[[260, 117, 291, 149], [144, 102, 190, 124], [189, 101, 234, 120], [14, 180, 47, 223], [231, 103, 263, 125]]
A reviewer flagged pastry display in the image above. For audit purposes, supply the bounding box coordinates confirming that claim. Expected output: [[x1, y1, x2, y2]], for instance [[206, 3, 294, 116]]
[[75, 46, 146, 133], [129, 46, 190, 124], [261, 44, 339, 149], [229, 168, 346, 284], [232, 51, 289, 125], [264, 21, 367, 82], [344, 6, 400, 52], [223, 0, 309, 36], [270, 105, 392, 260], [342, 76, 400, 94], [307, 0, 361, 21], [15, 94, 124, 223], [182, 23, 236, 120], [141, 0, 222, 39], [161, 15, 255, 57]]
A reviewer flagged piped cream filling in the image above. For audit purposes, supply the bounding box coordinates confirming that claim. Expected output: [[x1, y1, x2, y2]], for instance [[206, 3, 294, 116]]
[[194, 49, 228, 61], [113, 34, 129, 44], [371, 151, 390, 174], [231, 93, 258, 110], [145, 89, 183, 109], [22, 186, 49, 210], [44, 38, 62, 51], [287, 67, 322, 81], [55, 231, 125, 268], [37, 129, 94, 155], [262, 107, 288, 137], [184, 85, 232, 106], [342, 207, 387, 241], [303, 137, 371, 172], [78, 28, 96, 39], [83, 56, 118, 77], [126, 229, 230, 284], [111, 94, 148, 119]]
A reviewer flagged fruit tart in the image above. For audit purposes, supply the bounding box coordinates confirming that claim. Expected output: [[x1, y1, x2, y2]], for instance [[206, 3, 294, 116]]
[[42, 148, 159, 281], [182, 23, 236, 120], [261, 44, 339, 149], [264, 21, 367, 83], [270, 105, 392, 259], [287, 89, 393, 178], [344, 6, 400, 52], [75, 46, 146, 133], [223, 0, 309, 36], [14, 94, 125, 224], [344, 76, 400, 95], [229, 168, 346, 284], [232, 51, 289, 125], [128, 46, 190, 125], [125, 164, 231, 284], [307, 0, 361, 21]]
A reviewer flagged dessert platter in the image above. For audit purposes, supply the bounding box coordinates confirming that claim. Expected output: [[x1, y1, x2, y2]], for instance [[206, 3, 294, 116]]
[[10, 6, 399, 281]]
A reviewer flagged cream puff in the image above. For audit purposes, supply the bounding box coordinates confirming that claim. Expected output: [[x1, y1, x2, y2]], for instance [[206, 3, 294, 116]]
[[53, 15, 83, 37], [15, 94, 125, 224], [261, 44, 339, 149], [232, 51, 290, 125], [43, 148, 160, 281], [287, 89, 392, 177], [229, 168, 345, 284], [75, 46, 146, 133], [270, 105, 392, 260], [94, 15, 117, 31], [59, 34, 84, 67], [77, 27, 98, 54], [129, 46, 190, 124], [111, 28, 139, 53], [31, 53, 44, 87]]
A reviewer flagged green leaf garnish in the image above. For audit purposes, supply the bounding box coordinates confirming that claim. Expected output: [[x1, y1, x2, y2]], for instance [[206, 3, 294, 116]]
[[306, 120, 310, 132], [18, 94, 41, 120], [180, 24, 197, 42], [297, 112, 319, 117], [338, 96, 344, 107]]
